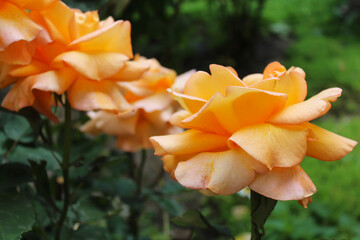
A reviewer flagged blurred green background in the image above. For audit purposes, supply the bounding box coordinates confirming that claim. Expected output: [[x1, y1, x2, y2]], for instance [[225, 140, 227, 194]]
[[66, 0, 360, 239], [1, 0, 359, 239]]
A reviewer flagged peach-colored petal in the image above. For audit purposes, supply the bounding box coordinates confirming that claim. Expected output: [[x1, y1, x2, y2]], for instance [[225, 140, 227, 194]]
[[298, 197, 312, 208], [228, 123, 309, 169], [169, 110, 192, 128], [81, 110, 138, 136], [30, 1, 73, 44], [53, 51, 128, 80], [67, 77, 133, 113], [174, 150, 255, 195], [149, 129, 228, 156], [263, 61, 286, 79], [7, 0, 58, 10], [161, 154, 194, 175], [0, 63, 16, 88], [172, 69, 196, 93], [249, 165, 317, 201], [268, 88, 342, 125], [303, 122, 358, 161], [9, 59, 49, 77], [111, 60, 149, 81], [250, 70, 307, 107], [170, 90, 207, 113], [69, 20, 133, 58], [182, 86, 287, 135], [0, 2, 50, 64], [2, 68, 75, 111], [32, 90, 58, 123], [132, 92, 172, 112], [69, 10, 99, 40], [183, 65, 244, 100], [242, 73, 263, 86]]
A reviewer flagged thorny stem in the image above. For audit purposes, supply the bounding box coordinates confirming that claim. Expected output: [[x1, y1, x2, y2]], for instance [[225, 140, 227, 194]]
[[55, 97, 72, 240]]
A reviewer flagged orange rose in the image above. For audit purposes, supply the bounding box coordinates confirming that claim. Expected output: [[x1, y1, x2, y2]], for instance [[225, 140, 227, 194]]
[[1, 2, 146, 122], [81, 56, 183, 152], [0, 0, 55, 65], [150, 62, 357, 206]]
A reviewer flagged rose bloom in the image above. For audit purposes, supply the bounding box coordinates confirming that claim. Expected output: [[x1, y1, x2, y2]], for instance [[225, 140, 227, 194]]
[[150, 62, 357, 206], [1, 1, 146, 122], [0, 0, 55, 66], [81, 56, 192, 152]]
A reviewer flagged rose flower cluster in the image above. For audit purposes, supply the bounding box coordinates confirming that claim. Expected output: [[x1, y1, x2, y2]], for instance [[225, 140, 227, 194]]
[[0, 0, 357, 206], [150, 62, 357, 206]]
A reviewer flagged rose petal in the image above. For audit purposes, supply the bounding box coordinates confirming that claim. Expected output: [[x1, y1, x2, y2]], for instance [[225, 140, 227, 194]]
[[132, 92, 172, 112], [67, 77, 133, 113], [182, 86, 287, 135], [169, 110, 192, 128], [228, 123, 309, 169], [263, 61, 286, 79], [303, 122, 357, 161], [7, 0, 57, 10], [268, 88, 342, 125], [149, 129, 228, 156], [174, 150, 256, 195], [250, 70, 307, 107], [69, 20, 133, 58], [249, 165, 317, 201], [53, 51, 128, 80], [183, 65, 244, 100], [170, 90, 207, 113], [242, 73, 263, 86]]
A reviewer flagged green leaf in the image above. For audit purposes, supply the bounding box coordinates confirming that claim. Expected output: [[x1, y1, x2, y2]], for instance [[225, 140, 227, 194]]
[[250, 190, 277, 240], [29, 160, 58, 212], [0, 193, 35, 240], [0, 132, 8, 155], [148, 193, 182, 216], [172, 210, 234, 239], [162, 180, 184, 195], [72, 225, 111, 240], [4, 114, 36, 143], [0, 163, 33, 189], [74, 197, 107, 223], [8, 145, 60, 170]]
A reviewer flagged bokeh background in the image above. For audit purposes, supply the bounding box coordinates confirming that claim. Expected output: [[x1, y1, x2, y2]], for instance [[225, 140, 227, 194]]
[[64, 0, 360, 239], [1, 0, 359, 239]]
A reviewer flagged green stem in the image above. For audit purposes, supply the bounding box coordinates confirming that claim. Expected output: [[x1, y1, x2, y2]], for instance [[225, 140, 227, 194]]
[[250, 190, 277, 240], [55, 98, 72, 240], [128, 149, 147, 239]]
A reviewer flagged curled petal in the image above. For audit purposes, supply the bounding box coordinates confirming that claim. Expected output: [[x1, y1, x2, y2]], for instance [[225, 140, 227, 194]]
[[149, 129, 228, 156], [183, 65, 244, 100], [250, 70, 307, 107], [174, 150, 256, 195], [172, 69, 196, 93], [169, 110, 192, 128], [69, 20, 133, 58], [170, 90, 207, 113], [303, 122, 357, 161], [242, 73, 263, 86], [7, 0, 58, 10], [53, 51, 128, 80], [228, 123, 309, 169], [161, 154, 194, 175], [182, 86, 287, 135], [132, 92, 172, 113], [9, 60, 49, 77], [0, 2, 51, 64], [249, 165, 317, 201], [81, 110, 138, 136], [2, 68, 75, 111], [268, 88, 342, 125], [67, 77, 133, 113], [263, 61, 286, 79], [111, 60, 149, 81], [0, 63, 16, 88], [32, 90, 58, 123]]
